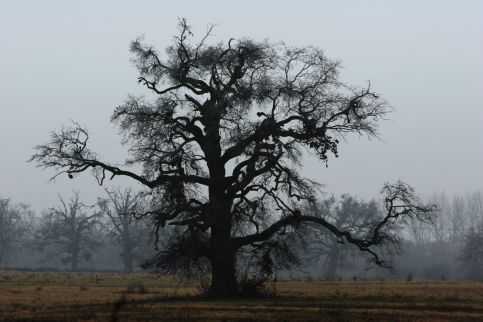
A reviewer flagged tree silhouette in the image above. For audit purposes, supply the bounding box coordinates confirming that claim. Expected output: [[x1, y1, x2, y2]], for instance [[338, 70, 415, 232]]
[[459, 225, 483, 280], [0, 198, 32, 269], [305, 194, 405, 278], [98, 187, 150, 273], [32, 19, 436, 296], [37, 192, 101, 271]]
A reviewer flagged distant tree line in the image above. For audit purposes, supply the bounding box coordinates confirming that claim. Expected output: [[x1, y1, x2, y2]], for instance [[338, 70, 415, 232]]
[[402, 191, 483, 280], [295, 191, 483, 281], [0, 188, 154, 272], [1, 189, 481, 280]]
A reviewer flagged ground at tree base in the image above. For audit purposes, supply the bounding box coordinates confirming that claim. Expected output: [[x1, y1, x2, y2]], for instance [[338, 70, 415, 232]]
[[1, 271, 483, 321]]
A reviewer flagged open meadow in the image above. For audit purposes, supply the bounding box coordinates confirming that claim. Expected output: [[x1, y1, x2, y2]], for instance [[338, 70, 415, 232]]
[[1, 271, 483, 321]]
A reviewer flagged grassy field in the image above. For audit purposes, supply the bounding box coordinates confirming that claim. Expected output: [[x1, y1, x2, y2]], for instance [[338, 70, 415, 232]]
[[1, 271, 483, 321]]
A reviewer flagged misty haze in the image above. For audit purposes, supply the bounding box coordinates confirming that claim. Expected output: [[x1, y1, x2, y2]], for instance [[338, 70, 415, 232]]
[[1, 1, 482, 321]]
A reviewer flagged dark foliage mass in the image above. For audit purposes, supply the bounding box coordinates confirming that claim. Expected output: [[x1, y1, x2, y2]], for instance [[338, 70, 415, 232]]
[[31, 19, 437, 296]]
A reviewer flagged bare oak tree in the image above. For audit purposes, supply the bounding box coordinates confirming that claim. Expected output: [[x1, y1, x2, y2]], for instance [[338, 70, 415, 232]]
[[37, 192, 101, 271], [31, 20, 436, 296]]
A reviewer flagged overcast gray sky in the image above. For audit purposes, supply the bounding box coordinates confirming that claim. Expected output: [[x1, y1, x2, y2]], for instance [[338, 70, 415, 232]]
[[1, 0, 482, 211]]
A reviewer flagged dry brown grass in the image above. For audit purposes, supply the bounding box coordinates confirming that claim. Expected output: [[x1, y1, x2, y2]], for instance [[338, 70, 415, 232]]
[[1, 271, 482, 321]]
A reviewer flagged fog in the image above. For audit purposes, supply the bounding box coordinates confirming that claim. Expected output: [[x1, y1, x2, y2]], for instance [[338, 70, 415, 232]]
[[0, 1, 482, 280], [1, 0, 481, 211]]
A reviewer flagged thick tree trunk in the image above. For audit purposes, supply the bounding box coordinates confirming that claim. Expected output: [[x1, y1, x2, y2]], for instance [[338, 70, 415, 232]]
[[206, 200, 238, 297], [122, 243, 134, 273], [324, 245, 340, 278], [71, 257, 78, 271], [208, 246, 238, 297], [204, 115, 238, 297], [0, 247, 7, 270], [71, 248, 79, 271], [122, 261, 133, 273]]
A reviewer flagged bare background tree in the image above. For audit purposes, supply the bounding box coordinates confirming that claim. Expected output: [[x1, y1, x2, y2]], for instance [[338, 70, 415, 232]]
[[0, 198, 32, 269], [31, 20, 437, 296], [400, 191, 483, 280], [98, 187, 150, 273], [37, 192, 101, 271], [459, 223, 483, 280], [305, 195, 390, 278]]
